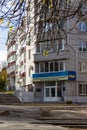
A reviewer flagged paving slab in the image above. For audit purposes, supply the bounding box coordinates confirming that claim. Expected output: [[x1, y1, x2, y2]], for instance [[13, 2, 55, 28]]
[[0, 121, 68, 130]]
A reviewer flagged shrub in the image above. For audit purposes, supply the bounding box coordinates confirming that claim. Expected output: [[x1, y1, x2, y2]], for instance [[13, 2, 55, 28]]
[[5, 90, 14, 94], [66, 100, 73, 104]]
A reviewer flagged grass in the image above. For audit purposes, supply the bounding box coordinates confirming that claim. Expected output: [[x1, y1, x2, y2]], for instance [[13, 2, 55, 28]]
[[4, 90, 14, 94]]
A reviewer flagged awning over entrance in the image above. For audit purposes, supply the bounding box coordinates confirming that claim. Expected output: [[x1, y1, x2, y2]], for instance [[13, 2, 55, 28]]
[[32, 71, 76, 82]]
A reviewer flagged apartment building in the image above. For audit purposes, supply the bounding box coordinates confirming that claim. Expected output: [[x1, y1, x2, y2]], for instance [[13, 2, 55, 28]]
[[7, 32, 16, 90], [7, 18, 35, 102], [7, 0, 87, 103]]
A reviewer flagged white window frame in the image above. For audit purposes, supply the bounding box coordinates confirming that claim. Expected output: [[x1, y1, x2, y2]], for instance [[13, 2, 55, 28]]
[[79, 42, 87, 52], [78, 22, 87, 32], [80, 62, 87, 72], [49, 61, 54, 72], [36, 41, 52, 53], [57, 39, 65, 51], [79, 84, 87, 95], [81, 3, 87, 14], [36, 60, 65, 73]]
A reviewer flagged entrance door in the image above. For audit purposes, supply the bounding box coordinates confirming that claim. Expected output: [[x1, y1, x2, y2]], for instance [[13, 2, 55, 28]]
[[44, 86, 57, 101], [44, 83, 63, 101]]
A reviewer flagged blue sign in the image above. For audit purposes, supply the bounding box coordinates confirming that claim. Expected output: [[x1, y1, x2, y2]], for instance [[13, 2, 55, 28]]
[[32, 71, 76, 82], [68, 71, 76, 80]]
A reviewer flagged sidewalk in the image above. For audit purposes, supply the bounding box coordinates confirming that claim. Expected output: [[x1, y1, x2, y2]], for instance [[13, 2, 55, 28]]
[[0, 122, 68, 130]]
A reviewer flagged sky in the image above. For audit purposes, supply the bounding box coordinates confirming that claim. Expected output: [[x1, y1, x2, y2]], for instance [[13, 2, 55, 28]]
[[0, 28, 8, 63]]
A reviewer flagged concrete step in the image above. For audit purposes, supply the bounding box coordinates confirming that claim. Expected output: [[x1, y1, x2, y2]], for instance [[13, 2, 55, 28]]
[[0, 93, 21, 104]]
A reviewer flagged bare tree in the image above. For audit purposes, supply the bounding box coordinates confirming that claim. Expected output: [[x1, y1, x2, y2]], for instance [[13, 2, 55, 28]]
[[34, 0, 87, 43], [1, 0, 87, 46]]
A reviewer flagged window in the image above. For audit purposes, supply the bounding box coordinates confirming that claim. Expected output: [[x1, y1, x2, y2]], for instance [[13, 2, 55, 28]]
[[54, 61, 59, 71], [46, 88, 50, 97], [81, 2, 87, 14], [27, 86, 33, 92], [28, 50, 31, 59], [36, 88, 41, 92], [41, 42, 47, 52], [80, 62, 87, 72], [45, 82, 55, 86], [36, 43, 40, 53], [51, 88, 55, 97], [16, 65, 18, 71], [78, 22, 87, 32], [45, 62, 49, 72], [36, 40, 65, 53], [35, 60, 65, 73], [35, 63, 39, 73], [60, 61, 64, 71], [79, 84, 87, 95], [40, 62, 44, 72], [36, 41, 52, 53], [53, 41, 58, 52], [49, 62, 53, 71], [21, 65, 25, 73], [79, 42, 87, 51], [58, 39, 65, 51], [43, 23, 52, 32]]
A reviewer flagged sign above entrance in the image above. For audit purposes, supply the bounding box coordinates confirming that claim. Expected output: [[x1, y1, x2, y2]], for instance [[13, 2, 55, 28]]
[[32, 71, 76, 82]]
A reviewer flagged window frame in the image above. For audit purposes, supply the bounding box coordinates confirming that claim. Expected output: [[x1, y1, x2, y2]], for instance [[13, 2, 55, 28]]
[[57, 39, 65, 51], [79, 84, 87, 95], [36, 41, 52, 53], [78, 22, 87, 32], [35, 60, 65, 73], [43, 22, 53, 32], [79, 42, 87, 52], [80, 62, 87, 72]]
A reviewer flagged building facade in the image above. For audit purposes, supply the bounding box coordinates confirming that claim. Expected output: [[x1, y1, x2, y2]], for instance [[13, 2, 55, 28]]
[[6, 0, 87, 103], [7, 32, 16, 90]]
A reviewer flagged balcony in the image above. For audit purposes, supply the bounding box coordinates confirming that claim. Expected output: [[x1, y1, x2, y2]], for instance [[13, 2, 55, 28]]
[[34, 51, 69, 62], [20, 72, 26, 78], [32, 71, 76, 82], [7, 65, 16, 74]]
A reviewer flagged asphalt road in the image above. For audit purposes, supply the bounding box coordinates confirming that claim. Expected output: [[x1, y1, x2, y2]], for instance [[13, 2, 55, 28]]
[[0, 105, 68, 130], [0, 104, 86, 130]]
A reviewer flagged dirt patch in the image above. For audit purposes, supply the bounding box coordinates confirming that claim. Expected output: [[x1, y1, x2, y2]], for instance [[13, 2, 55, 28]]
[[50, 109, 87, 119], [69, 128, 87, 130], [0, 110, 10, 116]]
